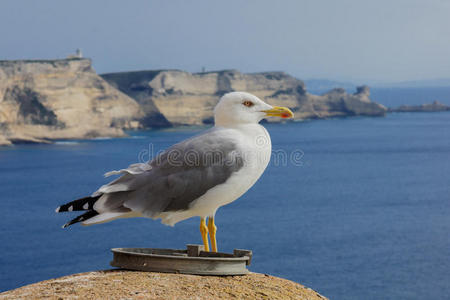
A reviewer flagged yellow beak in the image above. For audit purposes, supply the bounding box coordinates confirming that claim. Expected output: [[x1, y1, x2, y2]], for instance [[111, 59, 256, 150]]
[[263, 106, 294, 119]]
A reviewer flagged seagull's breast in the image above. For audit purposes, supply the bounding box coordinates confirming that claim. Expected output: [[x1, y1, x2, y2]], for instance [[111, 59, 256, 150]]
[[187, 124, 272, 216]]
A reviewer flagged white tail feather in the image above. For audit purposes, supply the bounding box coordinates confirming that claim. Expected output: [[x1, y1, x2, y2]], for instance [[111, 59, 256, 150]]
[[82, 211, 142, 226]]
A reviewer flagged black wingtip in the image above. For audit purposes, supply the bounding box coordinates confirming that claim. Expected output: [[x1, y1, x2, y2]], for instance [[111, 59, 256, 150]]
[[55, 195, 101, 213]]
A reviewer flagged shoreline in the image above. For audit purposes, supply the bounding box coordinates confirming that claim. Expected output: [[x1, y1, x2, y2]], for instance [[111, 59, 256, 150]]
[[2, 110, 449, 147]]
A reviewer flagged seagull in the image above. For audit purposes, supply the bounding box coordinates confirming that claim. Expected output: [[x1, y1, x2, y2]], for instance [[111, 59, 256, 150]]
[[55, 92, 293, 252]]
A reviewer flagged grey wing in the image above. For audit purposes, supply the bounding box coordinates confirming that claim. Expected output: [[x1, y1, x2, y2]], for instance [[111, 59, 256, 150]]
[[93, 128, 244, 217]]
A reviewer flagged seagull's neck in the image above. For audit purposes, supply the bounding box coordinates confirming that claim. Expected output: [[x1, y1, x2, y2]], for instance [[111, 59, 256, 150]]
[[214, 123, 271, 146], [214, 122, 264, 131]]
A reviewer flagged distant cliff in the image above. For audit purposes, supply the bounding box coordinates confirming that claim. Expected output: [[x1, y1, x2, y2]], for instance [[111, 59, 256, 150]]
[[389, 100, 450, 113], [0, 58, 167, 145], [102, 70, 387, 126], [0, 58, 387, 146]]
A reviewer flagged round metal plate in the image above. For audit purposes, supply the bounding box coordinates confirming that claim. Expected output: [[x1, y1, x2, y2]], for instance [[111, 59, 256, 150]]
[[110, 245, 252, 276]]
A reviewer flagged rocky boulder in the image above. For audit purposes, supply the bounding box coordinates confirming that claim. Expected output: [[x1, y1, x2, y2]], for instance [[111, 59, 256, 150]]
[[0, 270, 328, 300]]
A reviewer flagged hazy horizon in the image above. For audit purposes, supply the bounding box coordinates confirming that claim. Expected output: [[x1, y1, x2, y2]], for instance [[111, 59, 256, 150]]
[[1, 0, 449, 84]]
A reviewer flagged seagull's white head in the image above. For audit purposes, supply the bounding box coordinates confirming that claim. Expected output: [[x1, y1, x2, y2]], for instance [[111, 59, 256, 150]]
[[214, 92, 294, 126]]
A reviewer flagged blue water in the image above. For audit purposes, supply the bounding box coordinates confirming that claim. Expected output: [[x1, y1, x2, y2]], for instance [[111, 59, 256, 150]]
[[1, 110, 450, 298]]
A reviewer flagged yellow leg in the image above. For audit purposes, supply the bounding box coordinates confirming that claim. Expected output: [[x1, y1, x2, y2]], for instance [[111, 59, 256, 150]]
[[208, 217, 217, 252], [200, 217, 210, 252]]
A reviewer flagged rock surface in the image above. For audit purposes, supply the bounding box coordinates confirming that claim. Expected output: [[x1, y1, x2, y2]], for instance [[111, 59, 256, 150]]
[[389, 100, 450, 113], [0, 58, 162, 145], [102, 70, 387, 126], [0, 270, 328, 300]]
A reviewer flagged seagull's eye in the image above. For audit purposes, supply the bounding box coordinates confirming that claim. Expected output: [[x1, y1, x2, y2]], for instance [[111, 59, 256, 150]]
[[242, 100, 254, 107]]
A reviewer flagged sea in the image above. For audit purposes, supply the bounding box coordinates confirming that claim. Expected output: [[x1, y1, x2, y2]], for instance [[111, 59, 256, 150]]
[[1, 87, 449, 299]]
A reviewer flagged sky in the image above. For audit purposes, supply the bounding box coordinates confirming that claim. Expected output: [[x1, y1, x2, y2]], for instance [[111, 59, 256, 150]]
[[0, 0, 449, 83]]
